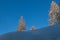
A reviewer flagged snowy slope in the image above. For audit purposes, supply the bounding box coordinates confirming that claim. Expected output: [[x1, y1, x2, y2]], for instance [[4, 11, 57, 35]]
[[0, 24, 60, 40]]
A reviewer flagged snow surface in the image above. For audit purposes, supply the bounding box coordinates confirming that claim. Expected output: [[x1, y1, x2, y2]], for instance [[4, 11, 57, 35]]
[[0, 24, 60, 40]]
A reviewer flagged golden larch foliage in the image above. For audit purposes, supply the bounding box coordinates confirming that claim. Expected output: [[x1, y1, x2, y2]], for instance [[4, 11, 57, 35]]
[[17, 16, 26, 31], [31, 26, 36, 30], [49, 1, 60, 26]]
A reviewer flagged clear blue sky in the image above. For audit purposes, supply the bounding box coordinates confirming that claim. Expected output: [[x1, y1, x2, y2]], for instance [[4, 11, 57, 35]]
[[0, 0, 59, 34]]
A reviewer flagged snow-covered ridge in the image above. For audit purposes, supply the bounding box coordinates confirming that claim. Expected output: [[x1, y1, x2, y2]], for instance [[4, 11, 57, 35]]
[[0, 24, 60, 40]]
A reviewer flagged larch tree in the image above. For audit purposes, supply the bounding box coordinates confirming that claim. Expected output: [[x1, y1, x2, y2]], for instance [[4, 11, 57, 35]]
[[17, 16, 26, 31], [31, 26, 36, 30], [57, 2, 60, 23], [49, 1, 60, 26]]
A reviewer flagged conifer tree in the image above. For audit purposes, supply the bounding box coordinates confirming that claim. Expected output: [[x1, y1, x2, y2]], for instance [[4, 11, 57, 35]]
[[57, 2, 60, 23], [31, 26, 35, 30], [17, 16, 26, 31], [49, 1, 60, 25]]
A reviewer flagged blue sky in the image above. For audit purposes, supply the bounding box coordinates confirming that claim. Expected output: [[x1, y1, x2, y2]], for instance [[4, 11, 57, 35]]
[[0, 0, 59, 34]]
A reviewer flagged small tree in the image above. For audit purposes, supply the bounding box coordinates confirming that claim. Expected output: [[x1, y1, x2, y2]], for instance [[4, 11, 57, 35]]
[[17, 16, 26, 31], [31, 26, 36, 30]]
